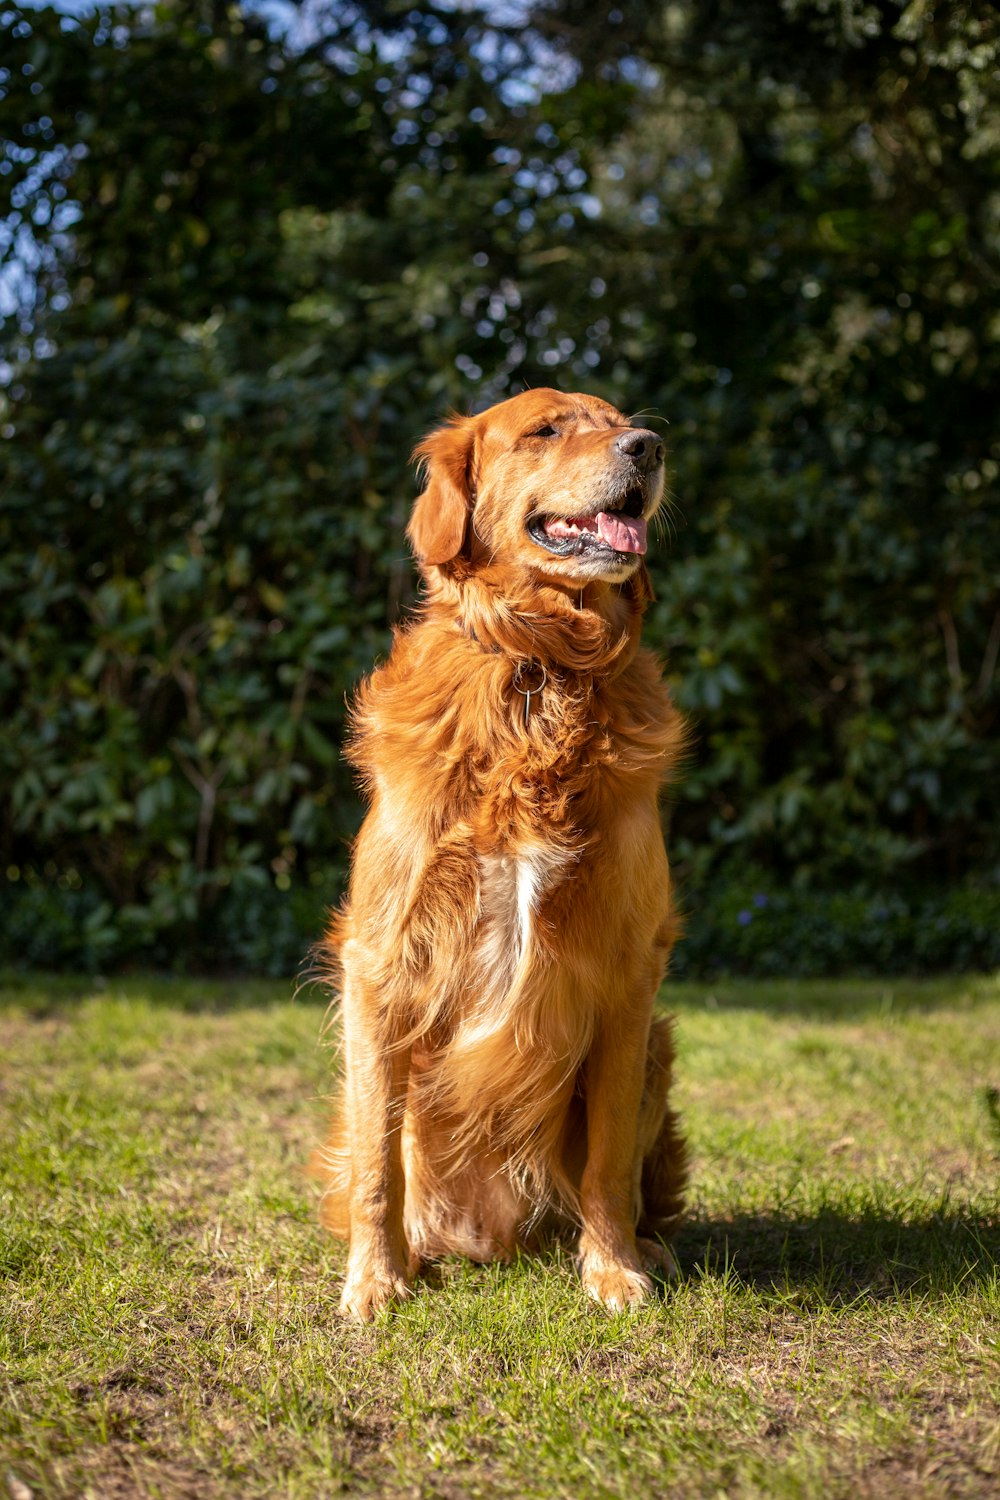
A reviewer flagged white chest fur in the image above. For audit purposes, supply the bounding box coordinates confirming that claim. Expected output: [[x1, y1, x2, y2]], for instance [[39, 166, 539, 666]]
[[477, 843, 573, 987]]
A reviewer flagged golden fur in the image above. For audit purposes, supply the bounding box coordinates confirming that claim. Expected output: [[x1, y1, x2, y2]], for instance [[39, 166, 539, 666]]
[[312, 388, 688, 1319]]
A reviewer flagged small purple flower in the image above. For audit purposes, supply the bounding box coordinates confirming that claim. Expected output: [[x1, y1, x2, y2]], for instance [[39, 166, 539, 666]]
[[753, 892, 769, 909], [737, 909, 753, 926]]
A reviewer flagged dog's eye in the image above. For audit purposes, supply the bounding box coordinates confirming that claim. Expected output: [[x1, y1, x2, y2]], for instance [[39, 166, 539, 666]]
[[529, 425, 559, 438]]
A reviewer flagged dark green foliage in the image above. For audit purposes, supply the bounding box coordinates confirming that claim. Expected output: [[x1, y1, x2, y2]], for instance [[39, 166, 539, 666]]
[[1, 1, 998, 974], [671, 878, 1000, 980], [3, 865, 998, 980], [0, 864, 334, 975]]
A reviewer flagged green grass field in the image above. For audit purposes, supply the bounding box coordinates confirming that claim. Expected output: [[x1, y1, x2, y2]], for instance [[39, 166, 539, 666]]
[[1, 971, 998, 1499]]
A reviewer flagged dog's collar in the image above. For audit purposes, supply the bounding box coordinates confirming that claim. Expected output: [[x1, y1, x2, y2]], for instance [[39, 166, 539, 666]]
[[511, 659, 547, 724], [455, 621, 548, 723]]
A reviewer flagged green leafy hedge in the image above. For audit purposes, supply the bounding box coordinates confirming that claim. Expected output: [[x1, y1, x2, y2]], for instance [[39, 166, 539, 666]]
[[3, 867, 998, 982], [1, 1, 998, 976], [670, 879, 1000, 981]]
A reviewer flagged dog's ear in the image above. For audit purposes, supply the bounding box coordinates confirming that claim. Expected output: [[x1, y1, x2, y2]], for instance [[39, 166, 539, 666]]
[[408, 418, 474, 566]]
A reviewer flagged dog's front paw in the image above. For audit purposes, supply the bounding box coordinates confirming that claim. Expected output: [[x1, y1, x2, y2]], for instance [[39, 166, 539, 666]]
[[579, 1257, 654, 1312], [339, 1262, 411, 1322]]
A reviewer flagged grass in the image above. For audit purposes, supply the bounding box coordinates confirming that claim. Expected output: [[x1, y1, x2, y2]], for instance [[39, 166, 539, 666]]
[[1, 970, 998, 1499]]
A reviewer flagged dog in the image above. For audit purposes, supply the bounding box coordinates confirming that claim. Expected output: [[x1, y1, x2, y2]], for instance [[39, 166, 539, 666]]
[[312, 388, 687, 1320]]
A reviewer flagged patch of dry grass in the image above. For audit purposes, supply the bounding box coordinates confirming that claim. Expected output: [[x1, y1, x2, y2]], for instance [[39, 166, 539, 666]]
[[1, 972, 998, 1498]]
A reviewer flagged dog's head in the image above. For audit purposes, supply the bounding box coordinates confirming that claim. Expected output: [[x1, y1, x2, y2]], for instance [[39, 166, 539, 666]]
[[408, 389, 665, 586]]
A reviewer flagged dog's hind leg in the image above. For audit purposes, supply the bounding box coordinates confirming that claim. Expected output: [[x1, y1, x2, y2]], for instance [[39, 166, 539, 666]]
[[636, 1015, 687, 1272]]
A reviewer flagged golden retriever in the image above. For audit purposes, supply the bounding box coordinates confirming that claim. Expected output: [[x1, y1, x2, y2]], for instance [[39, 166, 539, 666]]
[[312, 388, 687, 1320]]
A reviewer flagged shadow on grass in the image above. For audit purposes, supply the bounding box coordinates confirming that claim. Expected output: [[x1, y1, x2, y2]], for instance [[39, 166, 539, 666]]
[[668, 972, 1000, 1020], [673, 1203, 1000, 1300], [0, 968, 324, 1015], [4, 969, 997, 1020]]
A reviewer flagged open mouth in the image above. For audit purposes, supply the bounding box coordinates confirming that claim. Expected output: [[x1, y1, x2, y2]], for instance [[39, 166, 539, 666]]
[[527, 485, 648, 559]]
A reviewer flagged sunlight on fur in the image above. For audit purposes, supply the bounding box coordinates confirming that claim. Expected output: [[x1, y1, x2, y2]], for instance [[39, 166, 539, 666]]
[[310, 389, 688, 1320]]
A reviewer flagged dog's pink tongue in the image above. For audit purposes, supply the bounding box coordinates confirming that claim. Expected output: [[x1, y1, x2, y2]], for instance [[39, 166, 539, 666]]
[[596, 511, 647, 554]]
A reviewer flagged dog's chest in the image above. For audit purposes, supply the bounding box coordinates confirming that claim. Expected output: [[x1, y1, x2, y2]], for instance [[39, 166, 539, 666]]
[[477, 843, 573, 975], [475, 694, 654, 850]]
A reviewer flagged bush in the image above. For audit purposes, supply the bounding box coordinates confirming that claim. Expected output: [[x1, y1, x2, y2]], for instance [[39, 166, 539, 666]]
[[2, 2, 998, 973], [672, 876, 1000, 980], [3, 862, 997, 982]]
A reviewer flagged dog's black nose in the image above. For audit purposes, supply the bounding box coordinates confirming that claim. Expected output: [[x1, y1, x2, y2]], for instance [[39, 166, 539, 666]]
[[617, 429, 665, 471]]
